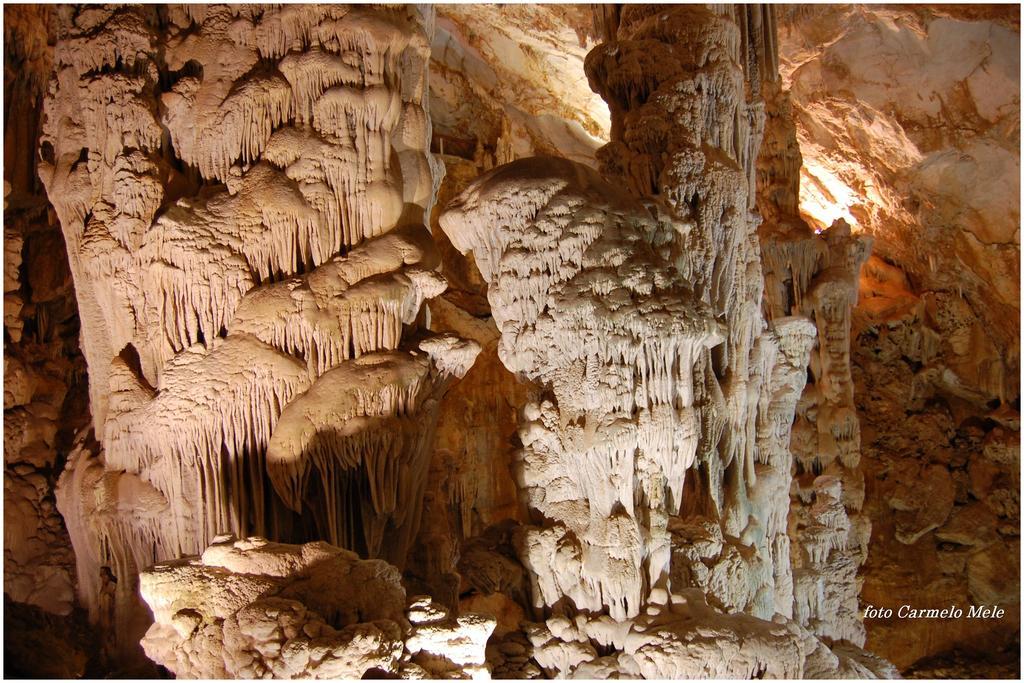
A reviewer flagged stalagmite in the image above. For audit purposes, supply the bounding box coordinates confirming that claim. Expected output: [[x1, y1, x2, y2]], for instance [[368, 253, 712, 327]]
[[437, 151, 883, 676], [137, 535, 494, 679], [441, 156, 723, 623], [41, 5, 476, 667], [434, 4, 894, 678], [13, 1, 1003, 678], [761, 216, 875, 644]]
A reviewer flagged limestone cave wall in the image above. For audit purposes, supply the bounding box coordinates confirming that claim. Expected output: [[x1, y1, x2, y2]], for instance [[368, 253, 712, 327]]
[[2, 3, 1019, 680], [779, 6, 1021, 672]]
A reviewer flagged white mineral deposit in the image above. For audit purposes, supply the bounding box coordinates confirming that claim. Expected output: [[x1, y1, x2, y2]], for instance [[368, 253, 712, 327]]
[[2, 3, 1019, 680]]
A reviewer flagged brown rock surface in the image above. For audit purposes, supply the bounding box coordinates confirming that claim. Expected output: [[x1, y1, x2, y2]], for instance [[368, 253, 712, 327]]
[[853, 255, 1020, 669], [779, 7, 1020, 672], [1, 3, 1018, 679], [782, 5, 1020, 405]]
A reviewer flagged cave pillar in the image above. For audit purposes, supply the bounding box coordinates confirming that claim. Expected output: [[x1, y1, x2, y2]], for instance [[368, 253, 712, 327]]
[[41, 4, 476, 664], [584, 3, 790, 617]]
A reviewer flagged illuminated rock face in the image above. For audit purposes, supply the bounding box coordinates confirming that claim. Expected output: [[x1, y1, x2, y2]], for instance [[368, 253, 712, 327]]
[[776, 6, 1021, 669], [781, 5, 1019, 406], [6, 2, 1015, 679], [39, 4, 477, 665], [429, 4, 609, 168], [138, 535, 494, 679], [435, 5, 890, 678]]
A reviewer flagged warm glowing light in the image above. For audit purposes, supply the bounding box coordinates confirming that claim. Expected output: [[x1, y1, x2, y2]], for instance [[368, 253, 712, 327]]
[[799, 159, 862, 232]]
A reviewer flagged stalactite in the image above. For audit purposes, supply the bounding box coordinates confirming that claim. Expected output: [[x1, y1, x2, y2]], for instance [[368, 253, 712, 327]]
[[29, 2, 909, 678], [43, 8, 470, 673], [265, 340, 479, 566], [228, 227, 446, 377], [104, 335, 312, 552], [433, 4, 892, 678], [751, 0, 876, 648], [38, 4, 165, 435]]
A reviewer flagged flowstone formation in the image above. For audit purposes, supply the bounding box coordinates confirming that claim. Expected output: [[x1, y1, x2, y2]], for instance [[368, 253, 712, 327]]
[[756, 66, 876, 642], [777, 6, 1021, 670], [138, 535, 493, 679], [441, 157, 725, 623], [585, 3, 875, 643], [583, 10, 793, 620], [12, 2, 1007, 679], [39, 3, 478, 666], [434, 5, 891, 677]]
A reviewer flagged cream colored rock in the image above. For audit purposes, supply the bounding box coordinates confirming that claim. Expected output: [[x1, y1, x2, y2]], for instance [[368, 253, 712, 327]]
[[139, 536, 407, 679], [138, 536, 494, 679], [781, 5, 1020, 404], [41, 6, 475, 662], [264, 341, 479, 566], [442, 156, 723, 621], [431, 5, 608, 168], [526, 589, 888, 679], [406, 596, 495, 679], [10, 2, 989, 677], [433, 5, 893, 678]]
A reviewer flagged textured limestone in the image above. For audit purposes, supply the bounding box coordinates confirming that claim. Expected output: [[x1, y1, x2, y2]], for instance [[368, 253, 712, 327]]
[[430, 5, 608, 168], [4, 6, 88, 627], [40, 5, 475, 666], [781, 5, 1020, 405], [777, 8, 1022, 669], [586, 3, 876, 650], [4, 2, 1016, 679], [138, 536, 494, 679], [433, 5, 891, 676], [442, 156, 723, 623]]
